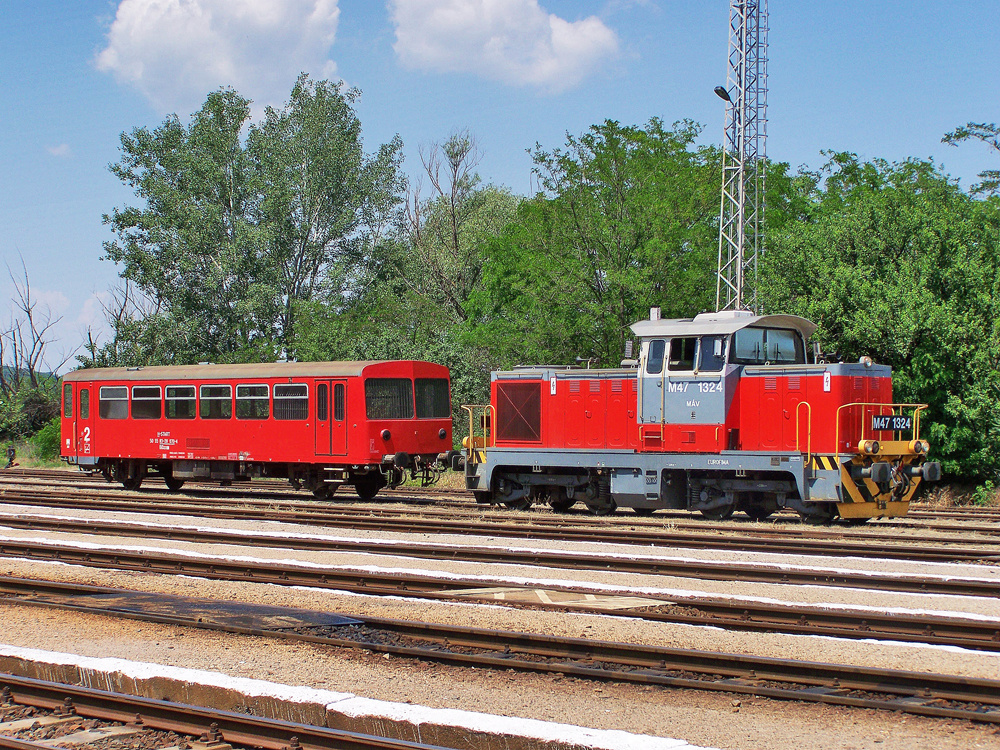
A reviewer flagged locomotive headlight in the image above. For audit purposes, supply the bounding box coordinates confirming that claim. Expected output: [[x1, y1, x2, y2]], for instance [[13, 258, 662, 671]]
[[908, 439, 928, 454], [438, 428, 447, 440], [858, 440, 880, 455]]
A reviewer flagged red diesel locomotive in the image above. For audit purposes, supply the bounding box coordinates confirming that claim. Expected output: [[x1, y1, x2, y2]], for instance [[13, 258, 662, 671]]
[[462, 310, 941, 522], [60, 360, 453, 499]]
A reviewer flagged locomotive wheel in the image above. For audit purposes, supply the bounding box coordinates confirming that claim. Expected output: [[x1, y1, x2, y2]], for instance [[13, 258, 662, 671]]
[[700, 504, 735, 521], [585, 499, 617, 516], [504, 497, 533, 511], [632, 507, 656, 516], [473, 490, 494, 505], [742, 493, 777, 521], [354, 473, 386, 502], [164, 476, 185, 492]]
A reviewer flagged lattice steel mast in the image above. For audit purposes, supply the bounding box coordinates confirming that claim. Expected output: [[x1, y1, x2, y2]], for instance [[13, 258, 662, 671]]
[[715, 0, 768, 313]]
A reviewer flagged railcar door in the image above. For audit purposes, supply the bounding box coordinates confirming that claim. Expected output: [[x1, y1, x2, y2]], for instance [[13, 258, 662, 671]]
[[75, 384, 94, 462], [315, 380, 348, 456]]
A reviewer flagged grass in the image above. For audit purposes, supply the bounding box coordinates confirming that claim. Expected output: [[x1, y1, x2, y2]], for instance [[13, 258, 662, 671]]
[[4, 439, 67, 470]]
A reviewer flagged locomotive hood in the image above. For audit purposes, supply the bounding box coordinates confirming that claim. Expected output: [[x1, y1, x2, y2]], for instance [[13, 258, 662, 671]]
[[630, 310, 817, 341]]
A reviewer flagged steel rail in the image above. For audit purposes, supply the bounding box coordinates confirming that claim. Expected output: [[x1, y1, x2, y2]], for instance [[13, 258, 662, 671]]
[[2, 492, 1000, 565], [3, 586, 1000, 724], [0, 674, 450, 750], [0, 534, 997, 600]]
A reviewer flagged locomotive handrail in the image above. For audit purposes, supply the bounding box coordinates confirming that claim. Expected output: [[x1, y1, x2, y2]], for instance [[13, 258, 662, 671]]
[[833, 402, 929, 455], [795, 401, 812, 463], [461, 404, 495, 459]]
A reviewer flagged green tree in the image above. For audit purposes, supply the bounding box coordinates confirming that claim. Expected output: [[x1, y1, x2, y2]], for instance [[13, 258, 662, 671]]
[[470, 118, 721, 368], [943, 122, 1000, 196], [103, 76, 404, 364], [762, 153, 1000, 478]]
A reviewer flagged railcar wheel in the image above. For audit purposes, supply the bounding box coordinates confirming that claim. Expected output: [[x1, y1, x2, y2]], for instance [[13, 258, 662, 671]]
[[164, 476, 185, 491], [700, 505, 735, 521], [547, 487, 575, 513], [122, 477, 143, 491], [312, 485, 330, 500], [354, 473, 386, 502]]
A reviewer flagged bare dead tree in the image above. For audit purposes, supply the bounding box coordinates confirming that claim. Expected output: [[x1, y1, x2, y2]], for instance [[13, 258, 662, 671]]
[[0, 260, 73, 396]]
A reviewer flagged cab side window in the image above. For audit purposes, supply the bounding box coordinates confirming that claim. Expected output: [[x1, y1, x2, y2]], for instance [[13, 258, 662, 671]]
[[668, 338, 697, 371], [699, 336, 727, 372], [646, 340, 666, 374]]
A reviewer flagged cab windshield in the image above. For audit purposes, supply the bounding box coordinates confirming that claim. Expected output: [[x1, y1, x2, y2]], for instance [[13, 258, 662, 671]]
[[731, 327, 805, 365]]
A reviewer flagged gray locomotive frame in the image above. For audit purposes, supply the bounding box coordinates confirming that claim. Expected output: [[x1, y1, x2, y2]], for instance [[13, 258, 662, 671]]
[[465, 312, 864, 519]]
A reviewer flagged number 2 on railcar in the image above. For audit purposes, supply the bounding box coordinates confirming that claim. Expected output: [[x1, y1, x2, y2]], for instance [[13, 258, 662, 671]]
[[460, 310, 941, 523], [60, 360, 455, 499]]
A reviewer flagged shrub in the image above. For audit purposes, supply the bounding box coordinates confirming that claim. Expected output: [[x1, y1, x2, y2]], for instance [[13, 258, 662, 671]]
[[29, 417, 62, 460]]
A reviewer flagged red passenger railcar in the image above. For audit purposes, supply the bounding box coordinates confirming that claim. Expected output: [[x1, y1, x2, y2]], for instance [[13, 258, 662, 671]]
[[60, 361, 453, 499]]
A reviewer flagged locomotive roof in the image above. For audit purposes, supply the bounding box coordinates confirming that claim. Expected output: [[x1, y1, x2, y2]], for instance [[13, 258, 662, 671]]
[[61, 360, 431, 382], [630, 311, 817, 340]]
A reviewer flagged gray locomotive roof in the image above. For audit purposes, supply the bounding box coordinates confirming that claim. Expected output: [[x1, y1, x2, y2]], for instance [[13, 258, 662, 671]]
[[62, 361, 414, 382], [630, 311, 817, 340]]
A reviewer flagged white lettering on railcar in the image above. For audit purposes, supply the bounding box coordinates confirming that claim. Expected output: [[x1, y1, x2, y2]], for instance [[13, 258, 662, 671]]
[[667, 382, 688, 393], [686, 400, 701, 407]]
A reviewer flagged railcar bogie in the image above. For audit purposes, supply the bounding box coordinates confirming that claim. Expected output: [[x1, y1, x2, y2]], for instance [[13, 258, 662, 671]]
[[60, 360, 454, 501], [462, 310, 941, 523]]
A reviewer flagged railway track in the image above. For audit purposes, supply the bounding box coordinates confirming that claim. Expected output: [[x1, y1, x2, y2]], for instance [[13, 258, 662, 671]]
[[0, 673, 449, 750], [6, 468, 1000, 526], [3, 488, 1000, 564], [3, 579, 1000, 725]]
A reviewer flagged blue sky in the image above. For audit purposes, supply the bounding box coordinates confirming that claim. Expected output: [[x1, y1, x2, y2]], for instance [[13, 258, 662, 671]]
[[1, 0, 997, 368]]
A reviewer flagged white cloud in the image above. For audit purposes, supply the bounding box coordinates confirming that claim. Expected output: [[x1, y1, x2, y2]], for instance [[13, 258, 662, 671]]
[[389, 0, 619, 93], [96, 0, 340, 114], [46, 144, 71, 157]]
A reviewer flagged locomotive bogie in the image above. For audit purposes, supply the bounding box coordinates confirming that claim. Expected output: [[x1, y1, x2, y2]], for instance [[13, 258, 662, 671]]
[[60, 360, 453, 499]]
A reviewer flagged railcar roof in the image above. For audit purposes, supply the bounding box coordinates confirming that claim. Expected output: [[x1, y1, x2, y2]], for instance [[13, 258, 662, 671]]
[[630, 311, 817, 339], [61, 361, 434, 382]]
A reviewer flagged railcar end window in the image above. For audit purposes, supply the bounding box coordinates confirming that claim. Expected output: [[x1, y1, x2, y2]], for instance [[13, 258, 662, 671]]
[[668, 338, 697, 371], [166, 385, 196, 419], [63, 384, 73, 418], [415, 378, 450, 418], [646, 340, 665, 374], [274, 384, 308, 420], [200, 385, 232, 419], [236, 384, 269, 419], [365, 378, 414, 419], [80, 389, 90, 419], [99, 386, 128, 419], [334, 383, 345, 421], [132, 386, 162, 419], [317, 384, 328, 421]]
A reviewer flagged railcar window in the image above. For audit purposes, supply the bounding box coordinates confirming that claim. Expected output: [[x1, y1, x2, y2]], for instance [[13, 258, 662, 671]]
[[317, 384, 328, 421], [668, 338, 697, 371], [200, 385, 232, 419], [733, 328, 766, 364], [415, 378, 450, 418], [80, 389, 89, 419], [698, 336, 727, 372], [131, 386, 162, 419], [166, 385, 196, 419], [334, 383, 345, 421], [236, 384, 269, 419], [63, 384, 73, 418], [646, 340, 665, 374], [99, 386, 128, 419], [365, 378, 414, 419], [274, 384, 308, 420]]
